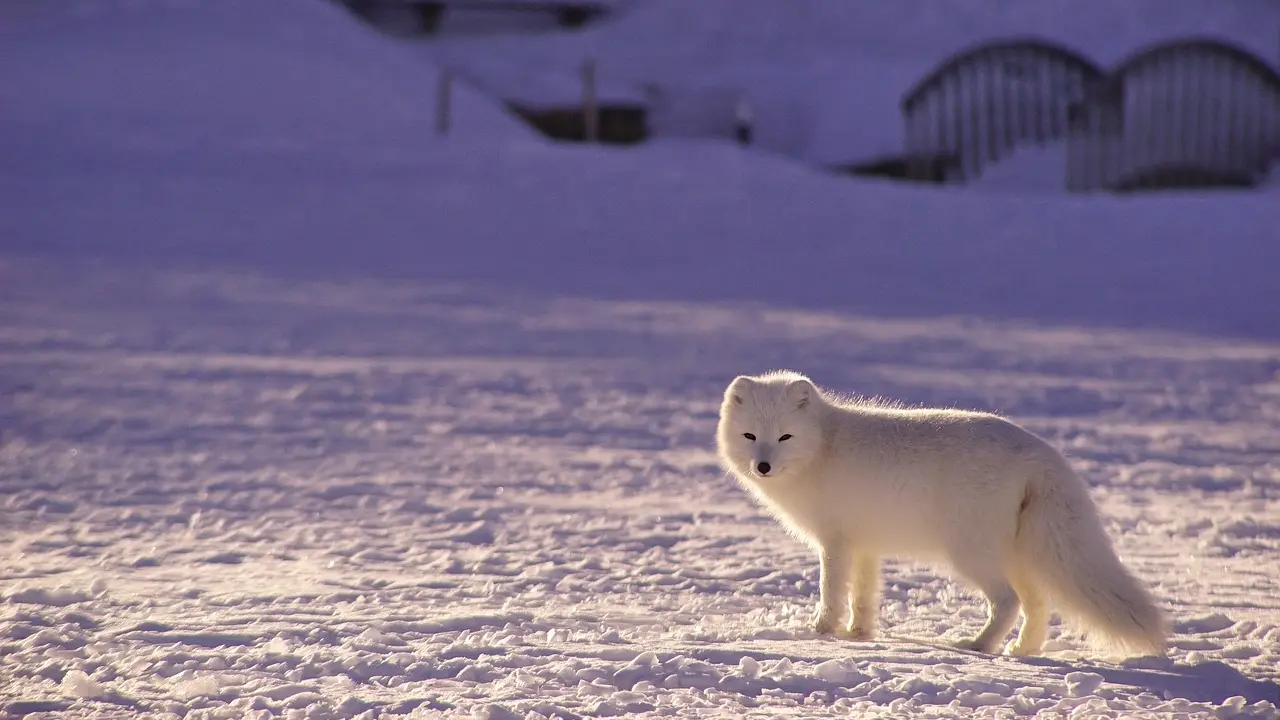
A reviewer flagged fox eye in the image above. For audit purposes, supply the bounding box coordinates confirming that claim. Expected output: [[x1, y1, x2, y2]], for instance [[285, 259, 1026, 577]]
[[743, 433, 756, 441], [778, 434, 792, 442]]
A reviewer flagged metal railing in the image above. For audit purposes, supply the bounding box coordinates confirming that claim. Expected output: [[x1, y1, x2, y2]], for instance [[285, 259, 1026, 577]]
[[901, 36, 1280, 191]]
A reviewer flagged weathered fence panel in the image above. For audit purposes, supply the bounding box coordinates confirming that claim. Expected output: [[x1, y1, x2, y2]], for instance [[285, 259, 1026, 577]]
[[901, 38, 1104, 182], [1066, 38, 1280, 192], [904, 36, 1280, 191]]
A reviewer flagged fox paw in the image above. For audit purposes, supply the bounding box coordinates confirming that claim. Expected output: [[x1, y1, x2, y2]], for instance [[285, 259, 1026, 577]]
[[954, 638, 996, 654], [812, 615, 840, 636], [839, 624, 876, 641], [1005, 640, 1042, 657]]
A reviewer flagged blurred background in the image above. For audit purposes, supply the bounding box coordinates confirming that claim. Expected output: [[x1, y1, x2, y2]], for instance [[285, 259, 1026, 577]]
[[3, 0, 1279, 337]]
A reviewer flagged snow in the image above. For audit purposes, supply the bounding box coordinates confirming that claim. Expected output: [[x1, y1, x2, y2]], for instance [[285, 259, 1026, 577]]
[[0, 0, 531, 152], [60, 671, 109, 701], [3, 1, 1280, 719], [7, 136, 1277, 336]]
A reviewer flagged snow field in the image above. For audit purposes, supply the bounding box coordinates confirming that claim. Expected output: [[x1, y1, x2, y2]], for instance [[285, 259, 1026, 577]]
[[2, 262, 1278, 718]]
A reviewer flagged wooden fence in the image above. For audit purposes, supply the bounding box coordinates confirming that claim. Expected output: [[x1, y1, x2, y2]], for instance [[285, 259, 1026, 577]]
[[901, 36, 1280, 191], [1067, 39, 1280, 191], [901, 38, 1104, 183]]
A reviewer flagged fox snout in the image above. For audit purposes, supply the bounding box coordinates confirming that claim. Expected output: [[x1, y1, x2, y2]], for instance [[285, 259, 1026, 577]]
[[748, 445, 776, 477]]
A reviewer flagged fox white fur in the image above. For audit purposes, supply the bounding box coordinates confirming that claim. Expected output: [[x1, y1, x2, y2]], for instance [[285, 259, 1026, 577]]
[[716, 370, 1167, 657]]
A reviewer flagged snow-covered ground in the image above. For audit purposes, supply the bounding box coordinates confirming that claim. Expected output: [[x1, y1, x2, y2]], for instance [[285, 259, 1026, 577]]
[[3, 259, 1279, 719], [3, 1, 1280, 718]]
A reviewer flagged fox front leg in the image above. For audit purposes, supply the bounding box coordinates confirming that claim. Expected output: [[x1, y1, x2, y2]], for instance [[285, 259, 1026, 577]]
[[812, 544, 852, 635]]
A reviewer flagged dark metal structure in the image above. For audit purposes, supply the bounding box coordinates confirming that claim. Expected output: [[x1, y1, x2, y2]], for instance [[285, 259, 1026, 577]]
[[901, 35, 1280, 191], [900, 38, 1105, 182], [1065, 38, 1280, 192], [504, 102, 648, 144], [829, 154, 959, 184], [336, 0, 613, 37]]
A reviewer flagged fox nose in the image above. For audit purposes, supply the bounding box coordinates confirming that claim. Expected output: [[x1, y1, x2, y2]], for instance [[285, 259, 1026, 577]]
[[756, 461, 772, 475]]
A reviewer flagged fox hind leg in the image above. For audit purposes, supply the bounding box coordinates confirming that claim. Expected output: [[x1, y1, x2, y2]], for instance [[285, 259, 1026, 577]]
[[950, 556, 1021, 654], [956, 581, 1020, 653], [1006, 569, 1048, 656]]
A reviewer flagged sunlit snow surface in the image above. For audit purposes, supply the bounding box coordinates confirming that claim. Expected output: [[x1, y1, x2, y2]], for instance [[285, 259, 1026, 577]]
[[3, 261, 1278, 718], [2, 0, 1280, 718]]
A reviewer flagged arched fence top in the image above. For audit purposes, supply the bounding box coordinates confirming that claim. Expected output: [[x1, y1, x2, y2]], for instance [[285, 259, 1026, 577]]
[[901, 37, 1105, 114], [1108, 36, 1280, 92]]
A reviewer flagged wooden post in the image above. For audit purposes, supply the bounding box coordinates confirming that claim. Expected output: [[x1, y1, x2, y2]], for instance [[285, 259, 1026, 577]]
[[435, 66, 453, 136], [581, 58, 598, 143], [734, 94, 754, 145]]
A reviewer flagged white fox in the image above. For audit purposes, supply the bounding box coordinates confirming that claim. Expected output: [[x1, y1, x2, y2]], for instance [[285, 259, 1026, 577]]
[[715, 370, 1167, 657]]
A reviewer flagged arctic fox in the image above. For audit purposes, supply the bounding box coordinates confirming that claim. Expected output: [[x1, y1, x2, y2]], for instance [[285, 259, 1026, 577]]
[[715, 370, 1167, 657]]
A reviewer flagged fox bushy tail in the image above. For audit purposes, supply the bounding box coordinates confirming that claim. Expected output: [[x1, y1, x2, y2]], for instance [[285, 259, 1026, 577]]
[[1018, 458, 1167, 656]]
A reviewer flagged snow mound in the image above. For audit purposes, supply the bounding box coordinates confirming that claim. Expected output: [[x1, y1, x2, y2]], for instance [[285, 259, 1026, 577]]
[[0, 0, 530, 156], [4, 585, 92, 607], [60, 670, 108, 700]]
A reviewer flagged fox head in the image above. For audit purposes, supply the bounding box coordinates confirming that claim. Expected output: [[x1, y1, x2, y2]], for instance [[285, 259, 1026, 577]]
[[716, 372, 824, 481]]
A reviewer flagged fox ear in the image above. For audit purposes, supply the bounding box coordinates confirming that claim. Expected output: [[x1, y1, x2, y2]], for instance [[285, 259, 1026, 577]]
[[788, 378, 816, 409], [726, 375, 755, 406]]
